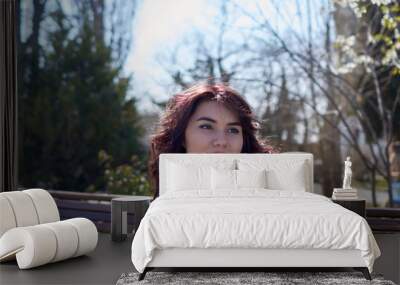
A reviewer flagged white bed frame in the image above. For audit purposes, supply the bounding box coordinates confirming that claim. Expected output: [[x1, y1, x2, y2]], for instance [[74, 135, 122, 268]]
[[140, 153, 370, 280]]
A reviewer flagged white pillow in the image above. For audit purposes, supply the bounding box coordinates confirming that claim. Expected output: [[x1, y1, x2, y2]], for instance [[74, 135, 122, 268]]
[[211, 168, 236, 190], [236, 169, 267, 189], [167, 162, 211, 192], [266, 161, 306, 191], [211, 168, 267, 191], [238, 159, 306, 191]]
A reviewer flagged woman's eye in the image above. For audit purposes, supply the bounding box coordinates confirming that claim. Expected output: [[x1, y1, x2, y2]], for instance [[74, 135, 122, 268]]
[[199, 124, 212, 130], [228, 128, 240, 134]]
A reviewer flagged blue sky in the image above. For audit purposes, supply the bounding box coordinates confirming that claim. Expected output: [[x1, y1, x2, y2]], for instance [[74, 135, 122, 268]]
[[124, 0, 330, 113], [125, 0, 214, 112]]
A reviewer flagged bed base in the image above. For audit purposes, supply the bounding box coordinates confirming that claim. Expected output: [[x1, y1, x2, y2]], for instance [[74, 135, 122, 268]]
[[138, 248, 372, 281], [354, 267, 372, 280], [138, 267, 371, 281]]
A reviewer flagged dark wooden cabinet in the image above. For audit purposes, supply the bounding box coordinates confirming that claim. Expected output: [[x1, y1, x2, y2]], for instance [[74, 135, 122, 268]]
[[332, 199, 366, 218]]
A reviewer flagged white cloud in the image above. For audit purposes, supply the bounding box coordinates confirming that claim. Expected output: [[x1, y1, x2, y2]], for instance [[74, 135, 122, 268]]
[[124, 0, 215, 111], [127, 0, 208, 69]]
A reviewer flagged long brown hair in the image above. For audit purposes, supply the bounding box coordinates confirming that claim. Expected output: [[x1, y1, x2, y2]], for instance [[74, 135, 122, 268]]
[[148, 82, 275, 199]]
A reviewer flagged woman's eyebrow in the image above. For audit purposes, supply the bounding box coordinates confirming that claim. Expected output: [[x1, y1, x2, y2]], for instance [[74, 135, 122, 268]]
[[196, 116, 241, 126], [196, 117, 216, 123], [227, 122, 242, 126]]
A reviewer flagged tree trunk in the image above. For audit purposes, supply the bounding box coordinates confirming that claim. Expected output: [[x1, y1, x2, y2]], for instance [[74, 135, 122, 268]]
[[29, 0, 46, 92], [320, 125, 342, 197], [319, 7, 342, 197], [89, 0, 104, 44], [371, 168, 377, 207], [387, 174, 393, 207]]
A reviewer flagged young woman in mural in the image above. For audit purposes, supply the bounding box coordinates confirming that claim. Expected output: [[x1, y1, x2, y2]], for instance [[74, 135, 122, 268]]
[[148, 82, 275, 199]]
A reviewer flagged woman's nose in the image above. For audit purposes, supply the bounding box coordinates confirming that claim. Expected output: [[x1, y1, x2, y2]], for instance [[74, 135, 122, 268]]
[[212, 131, 228, 147]]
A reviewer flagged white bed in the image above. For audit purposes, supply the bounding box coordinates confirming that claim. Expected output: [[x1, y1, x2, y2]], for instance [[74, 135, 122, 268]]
[[131, 153, 380, 280]]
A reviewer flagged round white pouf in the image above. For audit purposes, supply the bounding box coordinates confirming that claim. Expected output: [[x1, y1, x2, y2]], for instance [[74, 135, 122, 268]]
[[0, 196, 17, 237], [0, 218, 98, 269], [23, 189, 60, 224], [0, 225, 57, 269], [65, 218, 98, 257], [42, 221, 79, 262], [1, 191, 39, 227]]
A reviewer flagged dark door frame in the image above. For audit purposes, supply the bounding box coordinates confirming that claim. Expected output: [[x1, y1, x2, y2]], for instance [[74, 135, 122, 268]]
[[0, 0, 18, 192]]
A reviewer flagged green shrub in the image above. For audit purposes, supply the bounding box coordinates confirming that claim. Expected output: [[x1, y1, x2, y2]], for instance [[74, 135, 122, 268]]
[[96, 150, 151, 196]]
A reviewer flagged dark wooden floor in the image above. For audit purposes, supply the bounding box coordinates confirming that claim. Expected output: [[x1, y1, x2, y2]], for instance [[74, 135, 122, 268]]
[[1, 232, 398, 284], [0, 233, 134, 285]]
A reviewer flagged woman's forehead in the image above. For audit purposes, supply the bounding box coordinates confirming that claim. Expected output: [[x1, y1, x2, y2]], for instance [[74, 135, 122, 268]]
[[192, 101, 239, 122]]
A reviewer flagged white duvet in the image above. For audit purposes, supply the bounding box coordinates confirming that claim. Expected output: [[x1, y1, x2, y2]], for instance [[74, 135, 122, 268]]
[[131, 190, 380, 273]]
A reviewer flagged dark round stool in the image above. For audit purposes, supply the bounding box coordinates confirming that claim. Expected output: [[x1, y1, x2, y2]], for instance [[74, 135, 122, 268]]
[[111, 196, 151, 242]]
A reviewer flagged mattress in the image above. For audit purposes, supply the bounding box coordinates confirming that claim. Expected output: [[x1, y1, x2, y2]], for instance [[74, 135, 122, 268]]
[[131, 190, 380, 273]]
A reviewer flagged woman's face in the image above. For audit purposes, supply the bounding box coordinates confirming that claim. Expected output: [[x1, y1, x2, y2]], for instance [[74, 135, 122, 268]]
[[183, 100, 243, 153]]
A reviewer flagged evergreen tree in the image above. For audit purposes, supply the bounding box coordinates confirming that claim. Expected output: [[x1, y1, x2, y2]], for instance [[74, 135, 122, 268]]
[[18, 2, 144, 192]]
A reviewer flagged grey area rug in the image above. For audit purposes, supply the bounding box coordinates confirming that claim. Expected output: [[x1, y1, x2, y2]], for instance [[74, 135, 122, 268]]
[[116, 271, 396, 285]]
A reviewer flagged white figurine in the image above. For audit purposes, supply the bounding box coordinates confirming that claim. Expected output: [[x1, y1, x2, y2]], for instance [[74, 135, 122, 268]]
[[342, 156, 352, 189]]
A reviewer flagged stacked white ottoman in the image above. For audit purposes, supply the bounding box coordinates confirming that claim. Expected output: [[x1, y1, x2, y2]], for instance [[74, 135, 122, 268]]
[[0, 189, 98, 269]]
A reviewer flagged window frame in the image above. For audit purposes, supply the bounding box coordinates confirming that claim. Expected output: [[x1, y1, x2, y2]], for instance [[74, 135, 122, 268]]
[[0, 0, 18, 193], [1, 0, 398, 233]]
